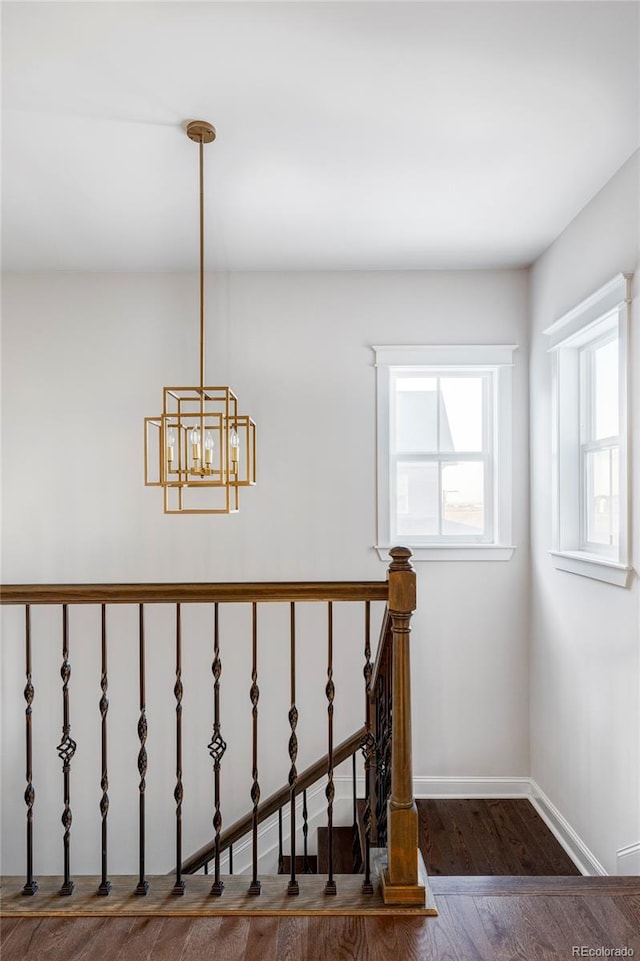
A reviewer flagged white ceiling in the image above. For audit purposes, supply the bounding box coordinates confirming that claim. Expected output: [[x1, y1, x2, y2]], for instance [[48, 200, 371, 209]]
[[2, 1, 638, 271]]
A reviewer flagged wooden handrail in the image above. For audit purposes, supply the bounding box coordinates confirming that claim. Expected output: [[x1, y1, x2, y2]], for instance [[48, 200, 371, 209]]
[[180, 726, 366, 875], [0, 582, 389, 606]]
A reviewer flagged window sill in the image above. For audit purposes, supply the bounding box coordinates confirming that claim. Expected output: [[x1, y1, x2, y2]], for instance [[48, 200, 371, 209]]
[[375, 545, 515, 562], [550, 551, 633, 588]]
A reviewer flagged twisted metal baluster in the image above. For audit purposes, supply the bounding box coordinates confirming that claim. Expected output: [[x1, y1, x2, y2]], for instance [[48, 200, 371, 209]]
[[97, 605, 111, 895], [278, 808, 284, 875], [302, 789, 311, 873], [248, 602, 261, 895], [209, 603, 226, 896], [22, 605, 37, 896], [172, 604, 185, 895], [287, 602, 299, 895], [57, 604, 76, 896], [351, 752, 362, 873], [135, 604, 149, 895], [325, 602, 336, 895], [360, 600, 375, 894]]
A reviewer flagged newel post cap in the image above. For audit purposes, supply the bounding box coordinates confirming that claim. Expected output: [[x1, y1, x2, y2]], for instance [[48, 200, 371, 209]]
[[388, 546, 414, 572]]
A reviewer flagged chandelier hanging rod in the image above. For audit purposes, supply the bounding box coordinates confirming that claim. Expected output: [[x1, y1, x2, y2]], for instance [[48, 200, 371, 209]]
[[186, 120, 216, 392]]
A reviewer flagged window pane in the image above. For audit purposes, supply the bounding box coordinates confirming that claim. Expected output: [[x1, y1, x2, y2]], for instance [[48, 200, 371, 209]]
[[594, 337, 618, 440], [586, 447, 618, 547], [441, 462, 485, 535], [396, 461, 439, 536], [439, 378, 483, 452], [395, 378, 437, 452]]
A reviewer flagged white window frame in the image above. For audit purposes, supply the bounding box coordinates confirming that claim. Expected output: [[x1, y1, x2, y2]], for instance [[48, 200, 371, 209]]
[[374, 345, 517, 562], [545, 272, 632, 588]]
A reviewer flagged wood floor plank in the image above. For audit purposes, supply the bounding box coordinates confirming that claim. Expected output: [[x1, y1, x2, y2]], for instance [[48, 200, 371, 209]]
[[143, 916, 200, 961], [418, 800, 454, 876], [475, 894, 570, 960], [393, 909, 463, 961], [457, 800, 519, 876], [207, 917, 250, 961], [244, 917, 280, 961], [430, 875, 640, 896], [113, 917, 165, 961], [571, 895, 640, 952], [275, 916, 308, 961], [433, 894, 501, 961], [428, 801, 478, 875], [545, 894, 629, 951], [490, 800, 557, 874], [511, 802, 580, 875], [179, 918, 222, 961], [44, 917, 108, 961], [305, 916, 368, 961], [0, 918, 42, 961], [615, 895, 640, 929], [4, 917, 71, 961], [0, 916, 20, 943], [64, 918, 135, 961], [361, 915, 399, 961]]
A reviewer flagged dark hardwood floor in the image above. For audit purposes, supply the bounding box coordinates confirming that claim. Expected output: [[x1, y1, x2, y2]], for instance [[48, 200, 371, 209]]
[[3, 892, 640, 961], [417, 798, 581, 875], [3, 800, 638, 959]]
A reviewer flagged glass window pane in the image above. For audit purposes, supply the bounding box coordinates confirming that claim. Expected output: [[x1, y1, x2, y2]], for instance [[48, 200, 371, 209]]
[[395, 378, 437, 452], [586, 448, 617, 546], [441, 462, 485, 535], [396, 461, 439, 536], [439, 378, 483, 452], [594, 337, 618, 440]]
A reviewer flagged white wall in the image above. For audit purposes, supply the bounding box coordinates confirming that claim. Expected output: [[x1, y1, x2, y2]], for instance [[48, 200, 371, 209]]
[[1, 268, 530, 874], [529, 151, 640, 874]]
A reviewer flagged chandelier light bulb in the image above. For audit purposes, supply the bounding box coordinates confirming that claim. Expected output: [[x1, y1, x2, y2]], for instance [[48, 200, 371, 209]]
[[166, 428, 176, 463], [230, 427, 240, 465], [204, 432, 214, 466], [191, 428, 201, 461]]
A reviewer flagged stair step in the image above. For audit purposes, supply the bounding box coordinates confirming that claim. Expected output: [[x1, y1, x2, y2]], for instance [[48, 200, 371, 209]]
[[279, 855, 318, 875], [317, 826, 361, 874]]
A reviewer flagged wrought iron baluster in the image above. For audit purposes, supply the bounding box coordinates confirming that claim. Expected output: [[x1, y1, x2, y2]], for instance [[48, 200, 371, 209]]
[[374, 643, 392, 848], [22, 605, 37, 896], [172, 604, 185, 895], [248, 602, 261, 895], [325, 601, 336, 895], [351, 752, 362, 873], [209, 602, 226, 896], [97, 605, 111, 895], [228, 844, 233, 875], [278, 808, 284, 875], [57, 604, 76, 896], [302, 789, 310, 873], [204, 861, 209, 875], [287, 601, 299, 895], [360, 600, 375, 894], [135, 604, 149, 895]]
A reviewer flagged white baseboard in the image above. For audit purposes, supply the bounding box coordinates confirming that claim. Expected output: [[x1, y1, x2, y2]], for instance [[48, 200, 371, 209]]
[[526, 781, 606, 876], [413, 776, 532, 799], [616, 842, 640, 875]]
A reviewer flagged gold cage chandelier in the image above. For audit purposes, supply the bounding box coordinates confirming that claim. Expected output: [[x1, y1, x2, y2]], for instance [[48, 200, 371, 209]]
[[144, 121, 256, 514]]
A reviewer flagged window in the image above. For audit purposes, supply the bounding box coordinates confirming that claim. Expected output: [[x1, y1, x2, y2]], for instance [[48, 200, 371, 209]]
[[374, 345, 517, 561], [545, 273, 632, 587]]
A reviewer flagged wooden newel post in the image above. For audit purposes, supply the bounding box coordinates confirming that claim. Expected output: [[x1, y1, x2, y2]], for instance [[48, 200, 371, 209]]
[[381, 546, 426, 906]]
